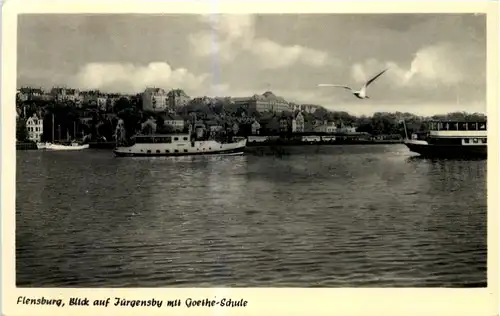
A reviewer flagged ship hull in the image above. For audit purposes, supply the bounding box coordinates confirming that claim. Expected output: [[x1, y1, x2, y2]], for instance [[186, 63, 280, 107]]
[[114, 146, 245, 157], [404, 141, 487, 159], [113, 139, 247, 157]]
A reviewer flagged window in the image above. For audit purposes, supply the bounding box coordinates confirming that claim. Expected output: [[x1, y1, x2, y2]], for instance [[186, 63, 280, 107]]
[[467, 122, 477, 131], [183, 137, 188, 141], [464, 138, 470, 144], [174, 137, 179, 141], [147, 150, 151, 154], [184, 149, 188, 153], [473, 138, 479, 144], [481, 138, 487, 144], [156, 150, 160, 153], [174, 150, 179, 153], [165, 150, 169, 153]]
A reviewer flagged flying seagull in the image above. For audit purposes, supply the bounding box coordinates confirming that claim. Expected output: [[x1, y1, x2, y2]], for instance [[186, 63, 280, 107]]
[[318, 68, 388, 99]]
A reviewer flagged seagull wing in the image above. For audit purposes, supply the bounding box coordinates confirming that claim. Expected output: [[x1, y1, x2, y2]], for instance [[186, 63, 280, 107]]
[[363, 68, 388, 88], [317, 84, 353, 91]]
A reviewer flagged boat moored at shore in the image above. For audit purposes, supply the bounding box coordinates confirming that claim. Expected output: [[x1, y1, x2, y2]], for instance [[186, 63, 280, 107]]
[[113, 133, 247, 157], [37, 142, 90, 151], [403, 120, 487, 158]]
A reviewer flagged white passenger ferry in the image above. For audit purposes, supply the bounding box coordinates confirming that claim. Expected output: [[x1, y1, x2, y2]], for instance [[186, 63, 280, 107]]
[[403, 120, 487, 158], [113, 133, 247, 157]]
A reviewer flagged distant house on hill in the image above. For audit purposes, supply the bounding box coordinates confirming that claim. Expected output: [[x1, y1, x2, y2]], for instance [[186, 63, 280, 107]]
[[50, 87, 80, 103], [164, 113, 185, 131], [232, 91, 291, 114], [17, 87, 46, 102], [167, 89, 191, 110], [142, 87, 168, 112]]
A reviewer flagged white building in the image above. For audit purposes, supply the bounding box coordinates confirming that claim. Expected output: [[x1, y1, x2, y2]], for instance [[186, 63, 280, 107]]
[[292, 111, 305, 133], [26, 114, 43, 142], [142, 87, 168, 112]]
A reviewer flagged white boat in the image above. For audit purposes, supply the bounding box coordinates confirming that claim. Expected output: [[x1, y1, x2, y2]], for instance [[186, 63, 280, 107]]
[[113, 133, 247, 157], [36, 142, 50, 150], [403, 120, 487, 158], [44, 142, 89, 151]]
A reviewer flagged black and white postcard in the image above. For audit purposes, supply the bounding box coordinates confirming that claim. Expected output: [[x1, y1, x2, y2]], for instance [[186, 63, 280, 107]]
[[1, 1, 498, 316]]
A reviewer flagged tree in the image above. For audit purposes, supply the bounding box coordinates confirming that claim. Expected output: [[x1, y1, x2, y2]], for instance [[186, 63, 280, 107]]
[[16, 119, 28, 142], [114, 97, 135, 113], [156, 114, 165, 130]]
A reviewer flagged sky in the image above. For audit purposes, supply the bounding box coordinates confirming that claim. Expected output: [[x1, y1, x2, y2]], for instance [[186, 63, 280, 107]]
[[17, 14, 486, 116]]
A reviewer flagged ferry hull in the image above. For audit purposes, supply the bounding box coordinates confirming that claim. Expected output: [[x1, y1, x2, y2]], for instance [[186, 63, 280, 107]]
[[113, 137, 247, 158], [113, 146, 245, 157], [405, 141, 487, 159]]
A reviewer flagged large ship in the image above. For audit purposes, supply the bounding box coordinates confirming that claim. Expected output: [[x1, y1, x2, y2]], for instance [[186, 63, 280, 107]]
[[113, 133, 247, 157], [403, 120, 487, 158]]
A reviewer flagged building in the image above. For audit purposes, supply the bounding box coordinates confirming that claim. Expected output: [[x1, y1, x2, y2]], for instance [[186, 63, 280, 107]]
[[292, 111, 305, 133], [17, 87, 45, 102], [164, 114, 185, 131], [167, 89, 191, 110], [336, 126, 357, 133], [314, 121, 337, 133], [81, 90, 107, 110], [26, 114, 43, 142], [289, 102, 301, 112], [278, 112, 295, 133], [50, 87, 81, 103], [301, 104, 322, 114], [142, 87, 169, 112], [232, 91, 292, 114], [251, 120, 261, 135]]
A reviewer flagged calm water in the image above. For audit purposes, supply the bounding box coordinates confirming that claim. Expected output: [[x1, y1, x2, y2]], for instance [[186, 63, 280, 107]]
[[16, 145, 487, 287]]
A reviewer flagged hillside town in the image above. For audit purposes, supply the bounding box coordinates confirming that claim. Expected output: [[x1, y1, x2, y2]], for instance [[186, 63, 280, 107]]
[[16, 86, 486, 144]]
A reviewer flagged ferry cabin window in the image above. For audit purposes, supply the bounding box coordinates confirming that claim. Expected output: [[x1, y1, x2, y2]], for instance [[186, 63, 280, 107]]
[[153, 137, 172, 143], [467, 122, 477, 131], [438, 122, 444, 130], [183, 137, 188, 141], [449, 122, 458, 130], [481, 138, 487, 144], [136, 137, 154, 143], [464, 138, 470, 143], [479, 123, 487, 130], [458, 122, 467, 130], [174, 137, 179, 141]]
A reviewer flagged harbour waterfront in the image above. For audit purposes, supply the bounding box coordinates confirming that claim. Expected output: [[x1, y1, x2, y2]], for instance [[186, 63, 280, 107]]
[[16, 145, 487, 287]]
